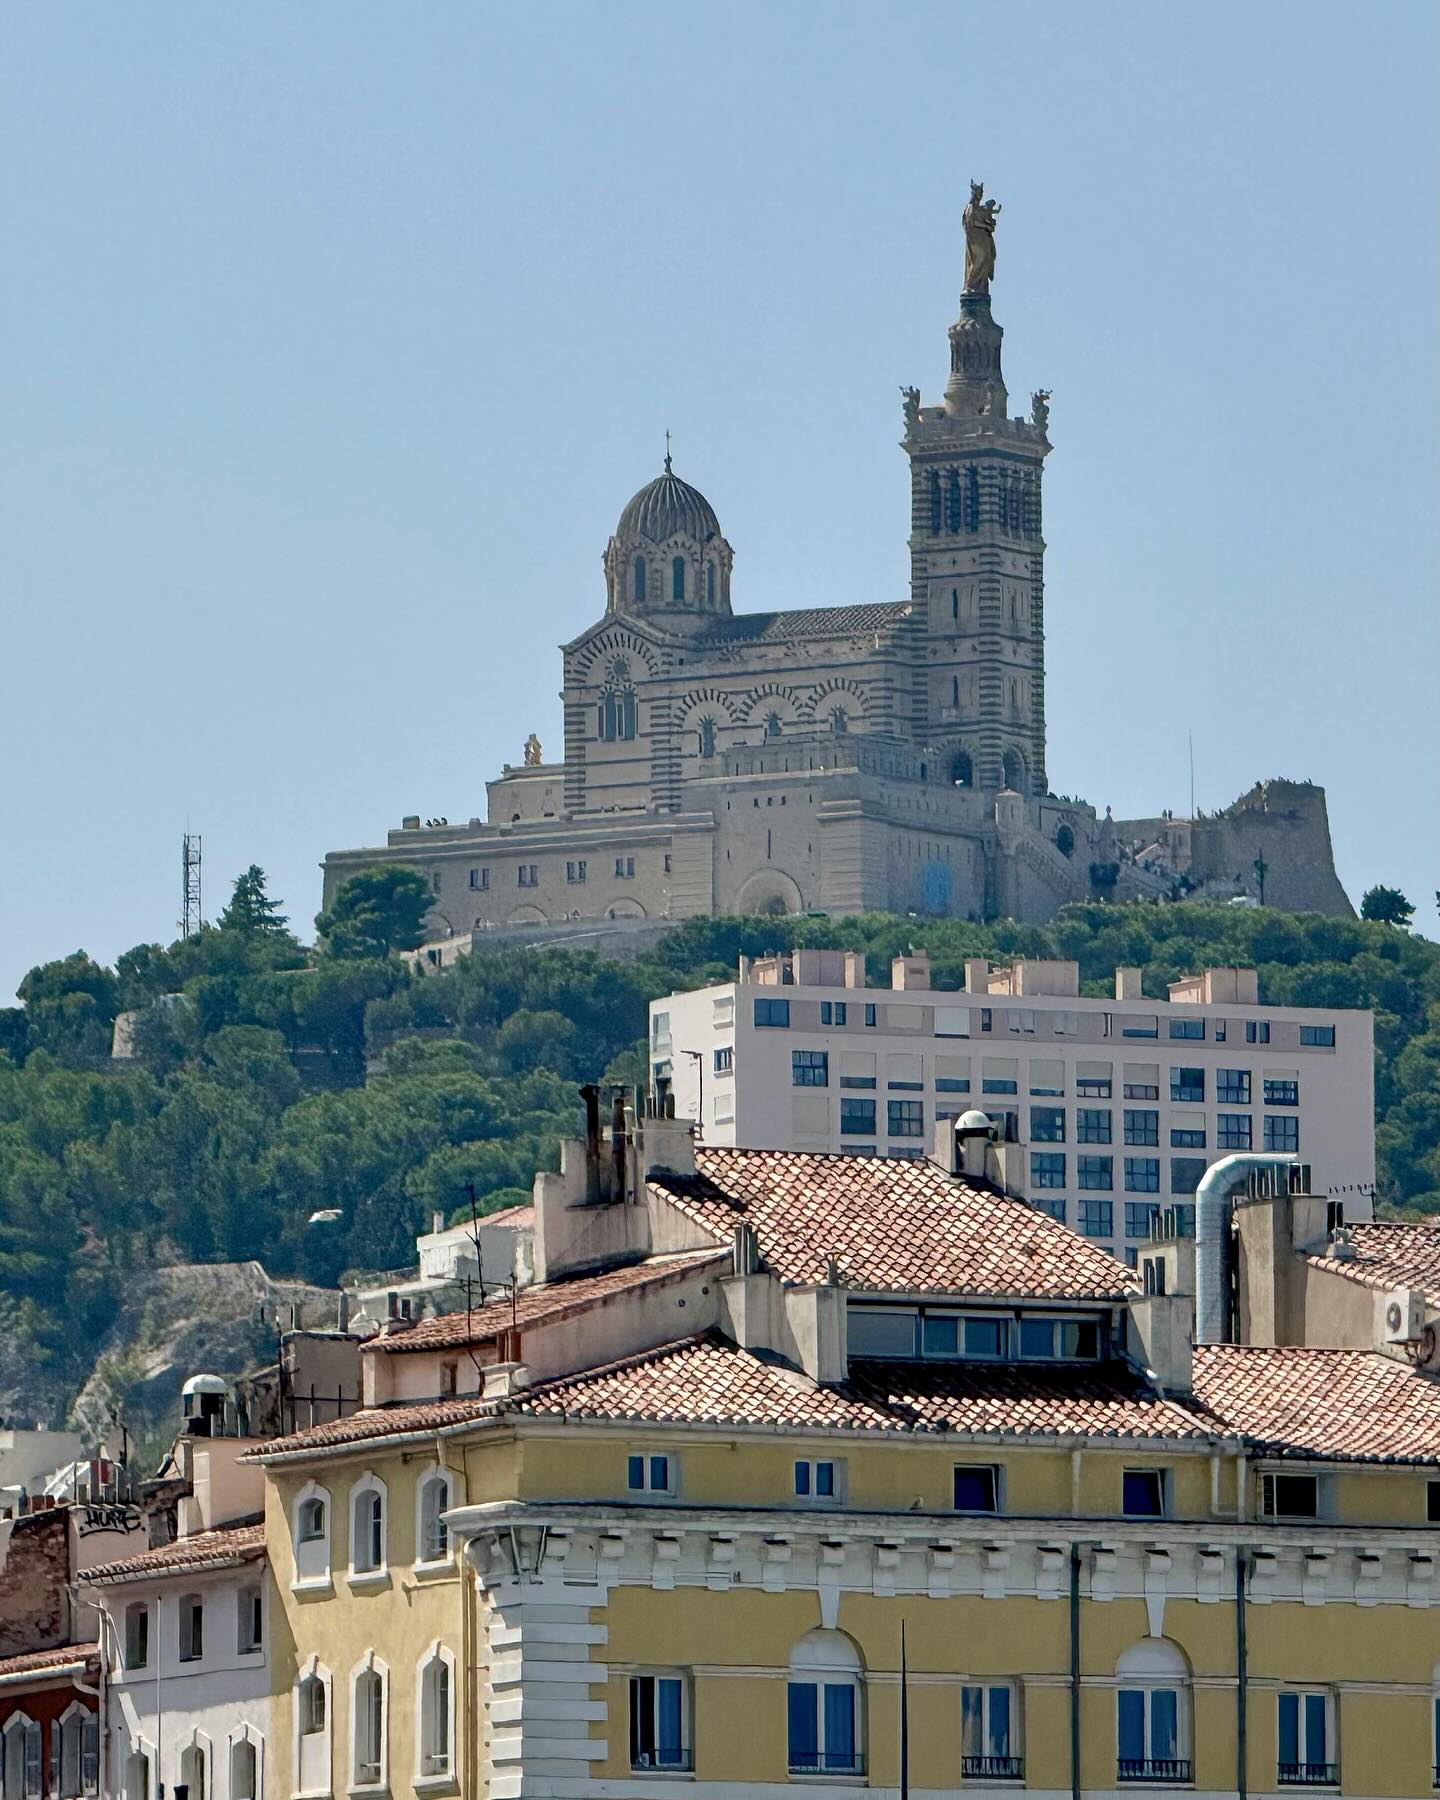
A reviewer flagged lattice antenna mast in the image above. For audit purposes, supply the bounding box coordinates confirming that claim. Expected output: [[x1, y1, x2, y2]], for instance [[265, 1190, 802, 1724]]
[[181, 833, 203, 940]]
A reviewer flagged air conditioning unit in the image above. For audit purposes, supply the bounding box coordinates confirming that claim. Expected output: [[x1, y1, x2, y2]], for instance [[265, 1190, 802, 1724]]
[[1381, 1288, 1425, 1345]]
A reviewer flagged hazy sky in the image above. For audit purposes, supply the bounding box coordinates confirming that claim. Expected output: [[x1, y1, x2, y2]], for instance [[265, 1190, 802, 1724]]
[[3, 2, 1436, 999]]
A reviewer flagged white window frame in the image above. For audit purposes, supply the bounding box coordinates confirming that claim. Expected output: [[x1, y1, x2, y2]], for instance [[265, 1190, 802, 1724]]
[[626, 1451, 677, 1495], [793, 1458, 844, 1502], [628, 1670, 693, 1772], [292, 1657, 332, 1800], [349, 1654, 389, 1793], [1115, 1639, 1191, 1781], [960, 1680, 1022, 1777], [1121, 1467, 1169, 1519], [348, 1472, 388, 1584], [177, 1592, 204, 1665], [787, 1630, 865, 1776], [1259, 1469, 1323, 1520], [226, 1726, 263, 1800], [3, 1714, 43, 1800], [415, 1468, 453, 1569], [1277, 1688, 1336, 1784], [237, 1581, 264, 1656], [414, 1642, 457, 1787], [53, 1704, 99, 1800], [292, 1481, 333, 1591]]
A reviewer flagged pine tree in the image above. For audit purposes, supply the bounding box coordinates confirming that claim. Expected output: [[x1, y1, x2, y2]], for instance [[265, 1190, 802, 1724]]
[[219, 865, 291, 936]]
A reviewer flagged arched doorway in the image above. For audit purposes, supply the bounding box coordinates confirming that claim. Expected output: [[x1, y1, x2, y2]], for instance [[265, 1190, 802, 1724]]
[[735, 870, 805, 916], [1001, 747, 1027, 793]]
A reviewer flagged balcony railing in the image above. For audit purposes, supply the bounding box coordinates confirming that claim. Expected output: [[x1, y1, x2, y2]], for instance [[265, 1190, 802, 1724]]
[[789, 1751, 865, 1775], [1118, 1758, 1193, 1784], [962, 1753, 1024, 1780], [631, 1750, 694, 1773], [1278, 1764, 1338, 1787]]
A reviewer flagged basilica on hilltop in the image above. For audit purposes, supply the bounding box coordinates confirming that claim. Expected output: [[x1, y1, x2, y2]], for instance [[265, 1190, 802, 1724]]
[[322, 191, 1350, 935]]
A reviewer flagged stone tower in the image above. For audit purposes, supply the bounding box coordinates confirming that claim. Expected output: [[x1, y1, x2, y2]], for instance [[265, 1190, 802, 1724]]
[[902, 231, 1050, 796], [601, 454, 735, 633]]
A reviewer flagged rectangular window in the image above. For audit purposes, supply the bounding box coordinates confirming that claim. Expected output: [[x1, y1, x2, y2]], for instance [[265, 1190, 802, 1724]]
[[1122, 1468, 1166, 1518], [1123, 1152, 1159, 1195], [888, 1099, 924, 1138], [984, 1078, 1018, 1095], [1299, 1024, 1336, 1047], [819, 1000, 849, 1025], [840, 1097, 877, 1136], [1170, 1066, 1205, 1103], [1264, 1077, 1300, 1106], [1217, 1068, 1252, 1105], [663, 853, 672, 874], [788, 1677, 858, 1774], [565, 859, 587, 883], [1077, 1198, 1113, 1239], [792, 1050, 829, 1088], [1168, 1018, 1205, 1040], [1076, 1078, 1112, 1099], [962, 1316, 1007, 1358], [1264, 1114, 1300, 1153], [1124, 1082, 1159, 1101], [1277, 1691, 1333, 1786], [1121, 1016, 1159, 1039], [1118, 1685, 1183, 1778], [1077, 1155, 1113, 1190], [847, 1306, 917, 1357], [794, 1459, 839, 1500], [627, 1453, 673, 1494], [1125, 1199, 1160, 1237], [864, 1004, 877, 1027], [754, 998, 790, 1028], [1124, 1109, 1159, 1146], [238, 1585, 263, 1655], [1261, 1472, 1319, 1519], [1217, 1113, 1253, 1150], [953, 1465, 999, 1513], [935, 1077, 970, 1093], [840, 1075, 876, 1089], [1170, 1157, 1207, 1196], [1030, 1106, 1066, 1142], [178, 1595, 203, 1664], [1076, 1108, 1112, 1144], [1170, 1125, 1207, 1148], [517, 864, 538, 887], [713, 1046, 733, 1074], [124, 1605, 149, 1671], [979, 1008, 993, 1032], [961, 1683, 1019, 1778], [1030, 1152, 1066, 1189], [1428, 1479, 1440, 1524], [468, 868, 489, 891], [1029, 1058, 1066, 1097], [615, 856, 635, 879], [630, 1674, 690, 1771], [1246, 1020, 1271, 1044], [1032, 1196, 1067, 1222], [1018, 1317, 1100, 1360]]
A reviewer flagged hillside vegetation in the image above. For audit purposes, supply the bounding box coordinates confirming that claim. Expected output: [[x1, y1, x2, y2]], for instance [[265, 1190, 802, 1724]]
[[2, 880, 1437, 1424]]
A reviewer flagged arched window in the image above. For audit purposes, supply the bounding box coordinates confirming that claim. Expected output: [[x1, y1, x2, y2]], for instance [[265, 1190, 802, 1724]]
[[829, 706, 848, 735], [3, 1716, 42, 1800], [945, 467, 962, 533], [293, 1483, 331, 1588], [951, 675, 960, 708], [632, 557, 647, 603], [965, 465, 980, 530], [295, 1664, 330, 1796], [764, 712, 782, 740], [788, 1631, 863, 1775], [123, 1601, 149, 1670], [952, 749, 974, 788], [178, 1740, 206, 1800], [951, 586, 959, 621], [349, 1475, 386, 1577], [351, 1661, 387, 1789], [1002, 747, 1027, 794], [927, 470, 941, 534], [418, 1645, 456, 1778], [698, 717, 716, 759], [228, 1735, 258, 1800], [124, 1749, 150, 1800], [53, 1708, 98, 1799], [706, 563, 716, 606], [671, 557, 685, 601], [1116, 1639, 1191, 1784], [416, 1470, 451, 1566], [1056, 823, 1075, 859]]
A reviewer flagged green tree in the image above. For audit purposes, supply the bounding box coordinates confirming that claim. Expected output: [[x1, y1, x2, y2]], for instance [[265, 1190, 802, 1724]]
[[1361, 886, 1416, 927], [315, 868, 433, 960], [16, 952, 120, 1065], [219, 865, 293, 938]]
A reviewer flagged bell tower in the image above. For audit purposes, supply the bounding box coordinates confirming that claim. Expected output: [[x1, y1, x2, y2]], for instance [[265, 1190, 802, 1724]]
[[901, 188, 1050, 797]]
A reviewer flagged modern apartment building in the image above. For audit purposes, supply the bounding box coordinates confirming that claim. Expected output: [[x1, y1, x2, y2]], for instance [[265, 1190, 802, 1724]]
[[650, 950, 1375, 1263]]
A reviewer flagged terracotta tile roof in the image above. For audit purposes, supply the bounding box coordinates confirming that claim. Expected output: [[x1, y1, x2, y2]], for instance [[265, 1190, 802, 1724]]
[[79, 1519, 266, 1584], [366, 1250, 727, 1354], [517, 1332, 1213, 1442], [244, 1394, 496, 1459], [693, 602, 915, 646], [1192, 1343, 1440, 1464], [0, 1643, 98, 1680], [651, 1147, 1137, 1300], [474, 1203, 533, 1230], [1304, 1221, 1440, 1309]]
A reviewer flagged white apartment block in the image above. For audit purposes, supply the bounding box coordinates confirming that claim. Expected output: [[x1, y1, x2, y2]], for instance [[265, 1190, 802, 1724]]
[[651, 949, 1375, 1266]]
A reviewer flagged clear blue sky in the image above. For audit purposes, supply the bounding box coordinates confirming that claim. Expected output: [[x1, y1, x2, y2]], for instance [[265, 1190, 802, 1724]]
[[3, 2, 1436, 998]]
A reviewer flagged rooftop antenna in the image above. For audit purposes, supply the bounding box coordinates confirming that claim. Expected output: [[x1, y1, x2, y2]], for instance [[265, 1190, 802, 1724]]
[[181, 832, 203, 940]]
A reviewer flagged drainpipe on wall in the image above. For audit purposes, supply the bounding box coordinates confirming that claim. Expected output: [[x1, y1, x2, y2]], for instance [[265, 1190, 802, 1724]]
[[1194, 1153, 1297, 1343], [1069, 1546, 1082, 1800], [1235, 1552, 1249, 1800]]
